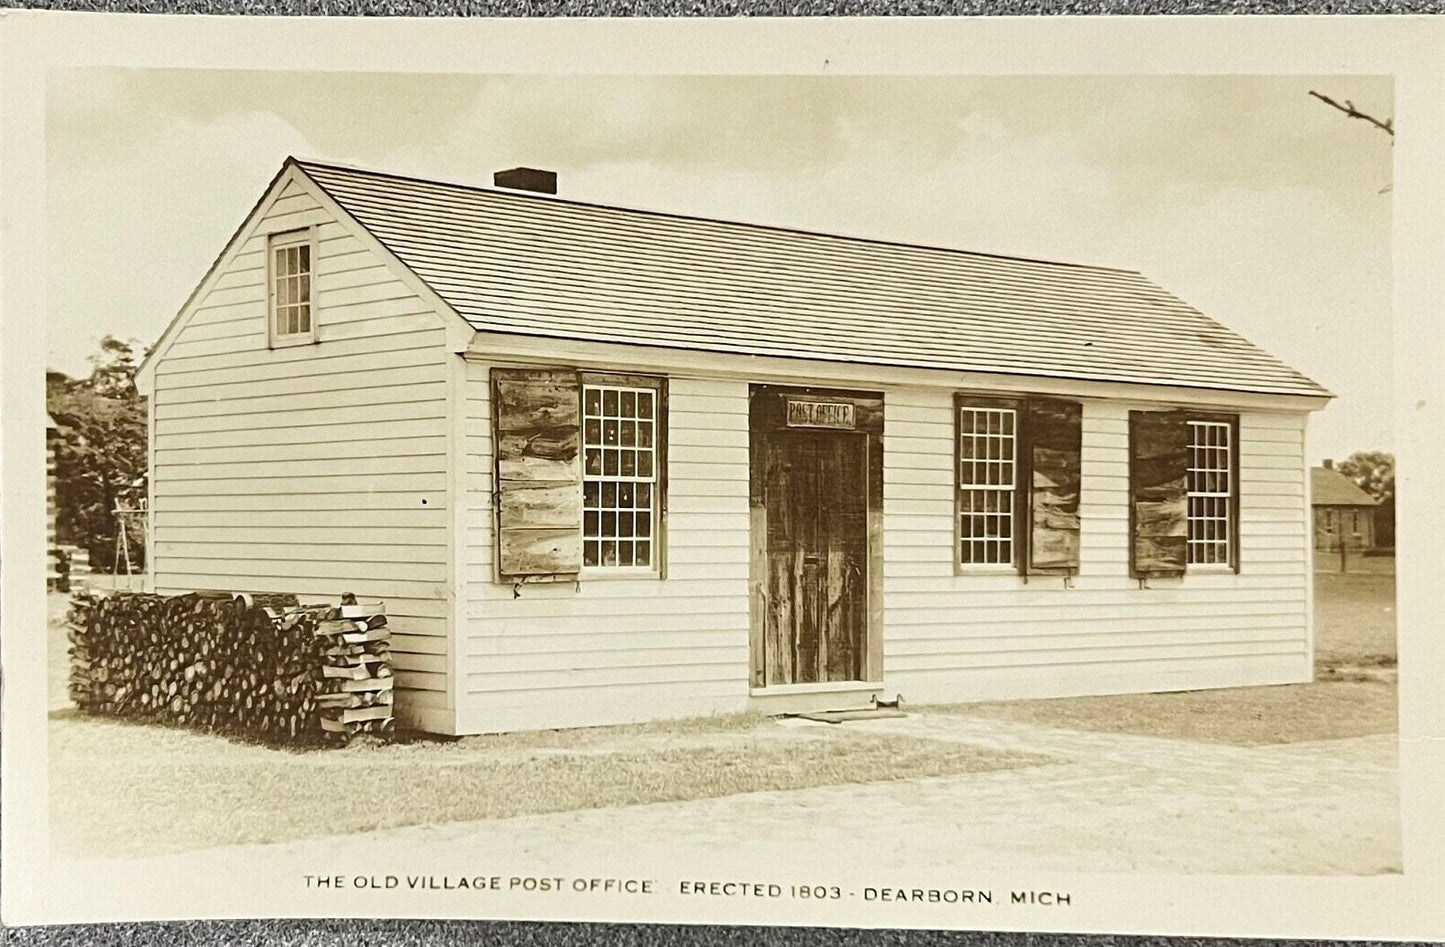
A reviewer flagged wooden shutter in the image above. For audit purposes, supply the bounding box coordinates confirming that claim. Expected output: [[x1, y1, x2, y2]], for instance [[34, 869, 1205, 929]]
[[1129, 409, 1190, 578], [492, 368, 582, 578], [1026, 398, 1082, 574]]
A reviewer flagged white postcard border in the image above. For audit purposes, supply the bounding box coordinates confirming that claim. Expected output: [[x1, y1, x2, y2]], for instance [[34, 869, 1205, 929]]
[[2, 11, 1443, 936]]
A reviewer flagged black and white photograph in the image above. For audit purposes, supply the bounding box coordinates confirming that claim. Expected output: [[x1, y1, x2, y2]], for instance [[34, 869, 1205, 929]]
[[3, 12, 1442, 938]]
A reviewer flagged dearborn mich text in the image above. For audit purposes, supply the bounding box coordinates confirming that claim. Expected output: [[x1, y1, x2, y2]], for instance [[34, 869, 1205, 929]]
[[865, 888, 994, 904]]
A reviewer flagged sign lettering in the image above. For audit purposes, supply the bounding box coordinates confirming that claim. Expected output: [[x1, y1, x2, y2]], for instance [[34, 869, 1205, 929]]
[[785, 400, 856, 430]]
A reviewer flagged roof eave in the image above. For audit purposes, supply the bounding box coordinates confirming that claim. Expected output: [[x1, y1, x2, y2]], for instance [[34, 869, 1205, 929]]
[[292, 159, 476, 355], [463, 327, 1335, 409]]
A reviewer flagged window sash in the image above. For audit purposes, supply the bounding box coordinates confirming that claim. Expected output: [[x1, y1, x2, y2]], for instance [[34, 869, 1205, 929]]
[[582, 382, 659, 571], [1186, 419, 1233, 566], [269, 233, 313, 342], [957, 405, 1018, 566]]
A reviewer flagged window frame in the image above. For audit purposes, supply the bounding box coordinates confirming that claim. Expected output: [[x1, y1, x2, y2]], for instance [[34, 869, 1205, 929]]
[[1184, 411, 1241, 573], [266, 227, 317, 348], [953, 394, 1025, 574], [578, 371, 668, 579]]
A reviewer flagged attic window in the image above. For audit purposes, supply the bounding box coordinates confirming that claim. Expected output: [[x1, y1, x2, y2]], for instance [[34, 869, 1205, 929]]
[[269, 229, 314, 346]]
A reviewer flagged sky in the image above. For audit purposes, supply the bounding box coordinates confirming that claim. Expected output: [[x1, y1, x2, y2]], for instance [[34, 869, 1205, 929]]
[[45, 70, 1394, 462]]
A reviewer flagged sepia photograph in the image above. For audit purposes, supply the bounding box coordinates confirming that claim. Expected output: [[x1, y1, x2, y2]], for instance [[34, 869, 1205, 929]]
[[3, 12, 1439, 937]]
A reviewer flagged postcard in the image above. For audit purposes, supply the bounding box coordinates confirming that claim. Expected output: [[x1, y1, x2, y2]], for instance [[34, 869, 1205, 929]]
[[2, 10, 1442, 938]]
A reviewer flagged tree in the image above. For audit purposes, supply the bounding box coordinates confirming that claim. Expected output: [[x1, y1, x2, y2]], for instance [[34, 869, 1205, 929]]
[[1336, 450, 1394, 502], [1337, 450, 1395, 550], [1309, 90, 1394, 194], [1308, 91, 1394, 139], [47, 336, 149, 572], [87, 334, 143, 398]]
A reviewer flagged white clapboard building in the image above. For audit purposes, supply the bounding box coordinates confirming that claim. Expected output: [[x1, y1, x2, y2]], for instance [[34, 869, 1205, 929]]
[[134, 158, 1332, 735]]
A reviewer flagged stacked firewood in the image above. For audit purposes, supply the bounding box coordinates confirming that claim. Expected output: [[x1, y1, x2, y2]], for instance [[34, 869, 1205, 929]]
[[310, 595, 395, 741], [67, 590, 394, 746]]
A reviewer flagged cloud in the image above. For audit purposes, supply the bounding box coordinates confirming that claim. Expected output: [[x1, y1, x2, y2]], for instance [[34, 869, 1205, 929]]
[[43, 69, 1393, 457]]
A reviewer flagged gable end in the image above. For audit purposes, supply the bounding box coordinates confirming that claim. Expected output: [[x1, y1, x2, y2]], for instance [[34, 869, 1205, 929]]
[[135, 158, 473, 395]]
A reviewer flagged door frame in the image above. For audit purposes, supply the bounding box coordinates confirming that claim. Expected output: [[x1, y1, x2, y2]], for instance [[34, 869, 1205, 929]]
[[748, 384, 884, 688]]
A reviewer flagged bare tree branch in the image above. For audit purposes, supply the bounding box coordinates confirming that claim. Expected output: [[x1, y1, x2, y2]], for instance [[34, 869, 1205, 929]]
[[1309, 90, 1394, 138]]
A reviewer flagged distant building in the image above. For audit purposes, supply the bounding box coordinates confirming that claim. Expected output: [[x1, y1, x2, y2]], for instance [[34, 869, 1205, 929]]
[[1311, 461, 1379, 552]]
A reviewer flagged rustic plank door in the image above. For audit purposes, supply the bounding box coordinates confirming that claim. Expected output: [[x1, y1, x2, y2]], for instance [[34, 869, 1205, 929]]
[[761, 432, 868, 685]]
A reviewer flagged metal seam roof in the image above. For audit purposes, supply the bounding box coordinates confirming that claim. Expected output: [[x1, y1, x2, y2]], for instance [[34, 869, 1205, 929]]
[[295, 158, 1332, 399]]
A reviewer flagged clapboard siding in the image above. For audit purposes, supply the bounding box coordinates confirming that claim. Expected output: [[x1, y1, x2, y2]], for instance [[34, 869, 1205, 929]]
[[155, 435, 445, 466], [156, 399, 446, 436], [154, 419, 443, 451], [153, 361, 446, 403], [881, 387, 1310, 704], [155, 381, 445, 420], [150, 522, 444, 543], [458, 363, 752, 733], [151, 492, 449, 515], [154, 328, 444, 378], [149, 175, 453, 728], [454, 363, 1313, 733]]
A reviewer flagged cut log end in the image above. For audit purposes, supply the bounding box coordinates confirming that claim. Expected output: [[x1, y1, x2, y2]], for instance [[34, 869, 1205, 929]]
[[66, 589, 394, 748]]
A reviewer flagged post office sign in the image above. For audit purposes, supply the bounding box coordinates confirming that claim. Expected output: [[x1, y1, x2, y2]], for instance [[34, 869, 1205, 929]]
[[785, 399, 856, 430]]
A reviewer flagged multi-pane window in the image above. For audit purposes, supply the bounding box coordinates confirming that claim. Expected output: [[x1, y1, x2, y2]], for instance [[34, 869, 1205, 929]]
[[582, 384, 658, 569], [958, 406, 1017, 565], [270, 232, 313, 341], [1187, 419, 1233, 566]]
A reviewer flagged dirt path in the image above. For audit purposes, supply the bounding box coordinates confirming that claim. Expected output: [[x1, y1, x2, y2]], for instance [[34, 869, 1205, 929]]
[[123, 713, 1400, 877]]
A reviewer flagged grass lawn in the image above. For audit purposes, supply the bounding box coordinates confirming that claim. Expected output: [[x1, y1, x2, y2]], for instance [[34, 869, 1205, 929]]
[[48, 594, 1047, 857], [45, 551, 1396, 855], [49, 711, 1048, 857], [1314, 556, 1397, 670], [45, 589, 1028, 855], [934, 556, 1398, 746], [931, 680, 1396, 747]]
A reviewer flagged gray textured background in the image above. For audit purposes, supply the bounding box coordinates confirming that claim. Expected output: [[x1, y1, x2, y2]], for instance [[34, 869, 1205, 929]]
[[4, 2, 1441, 942], [6, 0, 1445, 16], [2, 921, 1438, 947]]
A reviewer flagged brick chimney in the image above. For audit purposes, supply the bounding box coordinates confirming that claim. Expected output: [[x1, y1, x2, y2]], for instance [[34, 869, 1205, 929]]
[[1323, 458, 1334, 469], [493, 167, 557, 195]]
